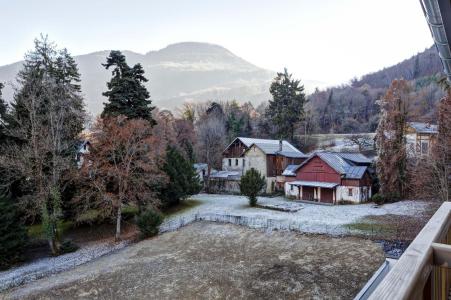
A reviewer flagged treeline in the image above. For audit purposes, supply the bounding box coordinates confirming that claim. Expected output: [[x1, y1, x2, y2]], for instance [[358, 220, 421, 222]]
[[306, 46, 445, 134], [0, 36, 201, 267]]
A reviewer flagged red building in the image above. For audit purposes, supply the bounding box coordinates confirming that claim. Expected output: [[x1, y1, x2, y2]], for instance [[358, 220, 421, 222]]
[[284, 152, 373, 204]]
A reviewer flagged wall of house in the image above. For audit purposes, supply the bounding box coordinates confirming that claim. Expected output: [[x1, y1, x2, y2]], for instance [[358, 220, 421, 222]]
[[207, 178, 241, 194], [284, 182, 299, 199], [243, 146, 274, 193], [295, 156, 341, 183], [222, 157, 246, 173], [406, 133, 436, 157], [336, 186, 372, 203], [244, 145, 267, 176]]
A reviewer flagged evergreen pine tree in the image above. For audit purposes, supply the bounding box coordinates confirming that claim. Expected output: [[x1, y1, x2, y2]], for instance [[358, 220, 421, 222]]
[[160, 146, 202, 207], [101, 51, 155, 123], [0, 194, 28, 270], [266, 68, 307, 141], [240, 168, 266, 207]]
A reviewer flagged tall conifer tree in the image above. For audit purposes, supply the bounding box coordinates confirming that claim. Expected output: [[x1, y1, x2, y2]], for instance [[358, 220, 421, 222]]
[[101, 51, 155, 123], [266, 68, 306, 141]]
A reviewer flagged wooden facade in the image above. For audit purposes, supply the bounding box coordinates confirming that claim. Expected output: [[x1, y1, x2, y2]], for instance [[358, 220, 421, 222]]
[[223, 139, 247, 157], [295, 156, 341, 183], [286, 153, 372, 204], [268, 155, 305, 177]]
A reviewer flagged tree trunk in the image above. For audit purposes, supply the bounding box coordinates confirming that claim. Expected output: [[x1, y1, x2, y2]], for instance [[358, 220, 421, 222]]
[[115, 204, 122, 241], [48, 222, 59, 255]]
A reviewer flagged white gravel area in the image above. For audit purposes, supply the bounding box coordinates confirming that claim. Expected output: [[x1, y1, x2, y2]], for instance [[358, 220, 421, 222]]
[[0, 240, 128, 292], [181, 193, 429, 234]]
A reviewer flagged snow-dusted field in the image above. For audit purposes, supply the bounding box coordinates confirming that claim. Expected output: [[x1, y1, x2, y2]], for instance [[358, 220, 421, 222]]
[[183, 193, 429, 234], [0, 193, 429, 293]]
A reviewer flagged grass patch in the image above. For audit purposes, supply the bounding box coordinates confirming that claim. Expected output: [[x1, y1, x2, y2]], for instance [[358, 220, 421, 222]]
[[346, 211, 435, 241], [346, 221, 395, 236], [28, 220, 74, 240], [163, 199, 202, 217]]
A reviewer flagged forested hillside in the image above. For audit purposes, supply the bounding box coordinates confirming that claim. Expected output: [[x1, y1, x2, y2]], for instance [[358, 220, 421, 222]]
[[307, 46, 445, 133]]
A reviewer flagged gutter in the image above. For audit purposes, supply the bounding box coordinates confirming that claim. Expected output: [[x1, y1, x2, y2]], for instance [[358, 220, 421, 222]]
[[354, 260, 391, 300], [420, 0, 451, 81]]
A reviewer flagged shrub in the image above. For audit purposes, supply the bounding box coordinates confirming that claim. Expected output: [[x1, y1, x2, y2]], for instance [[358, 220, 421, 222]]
[[240, 168, 266, 207], [160, 146, 202, 208], [372, 193, 385, 205], [60, 240, 79, 254], [0, 195, 28, 269], [137, 209, 164, 238]]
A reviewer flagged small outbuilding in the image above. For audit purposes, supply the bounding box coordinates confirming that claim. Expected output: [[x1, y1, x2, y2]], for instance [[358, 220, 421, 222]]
[[284, 152, 373, 204]]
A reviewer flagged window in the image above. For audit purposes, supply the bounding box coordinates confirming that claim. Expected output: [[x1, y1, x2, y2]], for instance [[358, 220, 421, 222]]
[[421, 141, 429, 155], [228, 159, 232, 166], [235, 159, 239, 166], [290, 185, 294, 191], [348, 188, 353, 196]]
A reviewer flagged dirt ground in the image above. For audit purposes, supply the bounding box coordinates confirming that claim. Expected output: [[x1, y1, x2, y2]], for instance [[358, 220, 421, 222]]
[[3, 222, 385, 300]]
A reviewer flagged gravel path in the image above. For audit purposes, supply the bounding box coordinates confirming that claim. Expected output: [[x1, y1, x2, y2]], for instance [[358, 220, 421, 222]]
[[0, 241, 129, 292]]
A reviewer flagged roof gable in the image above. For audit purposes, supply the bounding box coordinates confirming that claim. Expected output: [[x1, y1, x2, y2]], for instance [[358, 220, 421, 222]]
[[407, 122, 438, 134], [239, 137, 306, 158], [294, 152, 368, 179]]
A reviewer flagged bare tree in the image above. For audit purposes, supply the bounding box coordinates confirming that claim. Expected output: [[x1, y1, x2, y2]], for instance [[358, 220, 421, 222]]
[[344, 134, 374, 152], [196, 117, 226, 190], [77, 116, 166, 240]]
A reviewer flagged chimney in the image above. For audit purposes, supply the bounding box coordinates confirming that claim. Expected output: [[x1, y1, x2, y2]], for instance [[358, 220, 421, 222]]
[[279, 140, 283, 152]]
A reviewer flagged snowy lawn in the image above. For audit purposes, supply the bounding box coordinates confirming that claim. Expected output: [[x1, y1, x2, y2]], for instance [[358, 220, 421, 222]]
[[0, 193, 430, 293], [180, 193, 430, 235]]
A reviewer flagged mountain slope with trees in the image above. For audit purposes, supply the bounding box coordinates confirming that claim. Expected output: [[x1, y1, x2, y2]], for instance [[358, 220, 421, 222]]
[[307, 46, 445, 133]]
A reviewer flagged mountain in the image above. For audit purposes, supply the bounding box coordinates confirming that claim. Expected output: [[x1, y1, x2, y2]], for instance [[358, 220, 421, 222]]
[[0, 42, 326, 115], [353, 46, 442, 88], [307, 45, 445, 133]]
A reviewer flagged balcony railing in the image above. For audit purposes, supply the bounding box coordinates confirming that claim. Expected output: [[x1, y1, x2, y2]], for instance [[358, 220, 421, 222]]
[[368, 202, 451, 299]]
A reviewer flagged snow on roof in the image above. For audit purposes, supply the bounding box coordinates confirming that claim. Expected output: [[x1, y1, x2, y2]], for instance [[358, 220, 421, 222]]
[[209, 170, 241, 180], [282, 164, 299, 176], [408, 122, 438, 134], [334, 152, 372, 164], [193, 163, 208, 170], [288, 181, 339, 188], [239, 138, 306, 157], [224, 137, 307, 158]]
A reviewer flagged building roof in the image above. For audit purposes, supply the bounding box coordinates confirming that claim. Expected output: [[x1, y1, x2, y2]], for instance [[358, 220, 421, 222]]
[[209, 170, 241, 180], [282, 164, 299, 176], [408, 122, 438, 134], [224, 137, 307, 158], [288, 181, 339, 189], [235, 137, 307, 158], [193, 163, 208, 170], [335, 152, 372, 164], [294, 151, 370, 180]]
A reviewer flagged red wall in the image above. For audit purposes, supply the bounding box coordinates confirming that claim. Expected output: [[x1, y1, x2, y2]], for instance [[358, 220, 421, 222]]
[[295, 156, 341, 183]]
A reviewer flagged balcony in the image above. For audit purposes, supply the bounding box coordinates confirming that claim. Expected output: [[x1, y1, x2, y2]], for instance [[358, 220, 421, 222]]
[[367, 202, 451, 299]]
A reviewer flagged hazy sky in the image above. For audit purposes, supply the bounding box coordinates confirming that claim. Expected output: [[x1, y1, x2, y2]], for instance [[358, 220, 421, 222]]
[[1, 0, 434, 85]]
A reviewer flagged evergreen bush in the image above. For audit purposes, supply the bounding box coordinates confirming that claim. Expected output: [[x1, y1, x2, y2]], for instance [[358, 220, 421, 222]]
[[0, 195, 28, 269], [137, 209, 164, 238], [240, 168, 266, 207]]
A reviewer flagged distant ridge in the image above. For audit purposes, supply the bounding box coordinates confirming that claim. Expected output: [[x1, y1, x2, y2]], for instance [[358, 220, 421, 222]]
[[0, 42, 326, 115]]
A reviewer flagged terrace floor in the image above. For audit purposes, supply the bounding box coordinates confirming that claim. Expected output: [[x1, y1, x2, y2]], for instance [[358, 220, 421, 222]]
[[3, 222, 385, 300]]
